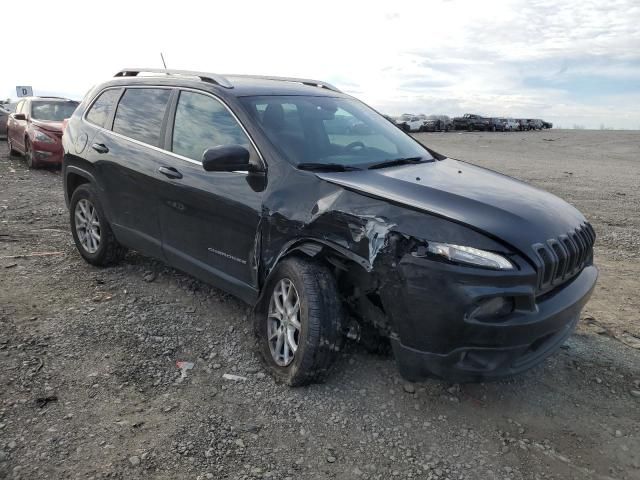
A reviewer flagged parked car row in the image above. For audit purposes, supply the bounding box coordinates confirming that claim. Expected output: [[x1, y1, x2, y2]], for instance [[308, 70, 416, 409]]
[[3, 97, 553, 170], [394, 112, 552, 132], [452, 114, 552, 132]]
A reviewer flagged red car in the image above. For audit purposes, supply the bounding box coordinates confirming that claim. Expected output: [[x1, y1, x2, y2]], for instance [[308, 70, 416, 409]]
[[7, 96, 79, 168]]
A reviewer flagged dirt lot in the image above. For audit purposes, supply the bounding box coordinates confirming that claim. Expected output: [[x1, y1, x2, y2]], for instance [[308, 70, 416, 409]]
[[1, 130, 639, 480]]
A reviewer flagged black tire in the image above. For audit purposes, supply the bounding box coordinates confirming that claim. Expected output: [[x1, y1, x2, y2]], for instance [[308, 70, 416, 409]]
[[254, 257, 344, 386], [24, 138, 38, 169], [69, 183, 126, 266]]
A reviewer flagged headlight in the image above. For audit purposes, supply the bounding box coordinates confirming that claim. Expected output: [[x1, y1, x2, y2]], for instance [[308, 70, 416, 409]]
[[414, 241, 514, 270], [32, 129, 56, 143]]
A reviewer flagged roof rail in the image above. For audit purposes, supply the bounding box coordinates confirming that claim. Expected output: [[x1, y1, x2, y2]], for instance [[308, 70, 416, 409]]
[[114, 68, 233, 89], [34, 96, 72, 100], [228, 74, 342, 93]]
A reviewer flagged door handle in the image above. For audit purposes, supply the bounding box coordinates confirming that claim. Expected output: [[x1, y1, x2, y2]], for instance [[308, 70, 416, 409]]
[[91, 143, 109, 154], [158, 166, 183, 179]]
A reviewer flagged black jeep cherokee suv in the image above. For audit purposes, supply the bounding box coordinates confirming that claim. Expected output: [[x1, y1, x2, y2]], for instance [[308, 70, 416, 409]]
[[62, 68, 597, 385]]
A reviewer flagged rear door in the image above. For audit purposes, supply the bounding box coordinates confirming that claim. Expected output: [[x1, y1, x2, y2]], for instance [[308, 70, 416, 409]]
[[156, 89, 265, 302], [90, 87, 173, 258]]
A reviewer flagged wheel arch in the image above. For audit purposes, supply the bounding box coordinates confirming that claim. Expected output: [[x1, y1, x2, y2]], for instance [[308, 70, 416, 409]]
[[259, 238, 372, 299], [258, 237, 386, 319], [64, 164, 98, 208]]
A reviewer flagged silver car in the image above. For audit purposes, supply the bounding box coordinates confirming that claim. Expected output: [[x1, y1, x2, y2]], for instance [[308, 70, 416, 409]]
[[502, 118, 519, 131]]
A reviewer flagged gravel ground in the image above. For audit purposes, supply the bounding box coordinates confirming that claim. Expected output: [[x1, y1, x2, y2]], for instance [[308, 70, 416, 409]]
[[1, 130, 639, 480]]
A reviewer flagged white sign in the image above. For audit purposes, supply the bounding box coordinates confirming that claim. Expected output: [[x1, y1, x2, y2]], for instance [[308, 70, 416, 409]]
[[16, 86, 33, 97]]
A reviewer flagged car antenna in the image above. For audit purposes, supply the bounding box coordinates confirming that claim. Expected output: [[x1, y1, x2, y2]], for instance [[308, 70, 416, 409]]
[[160, 52, 168, 72]]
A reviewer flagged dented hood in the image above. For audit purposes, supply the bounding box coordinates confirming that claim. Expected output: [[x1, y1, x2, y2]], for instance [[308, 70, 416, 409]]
[[31, 119, 63, 133], [316, 158, 586, 255]]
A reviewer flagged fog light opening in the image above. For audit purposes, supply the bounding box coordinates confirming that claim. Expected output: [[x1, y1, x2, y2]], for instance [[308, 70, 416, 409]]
[[34, 151, 53, 160], [470, 297, 514, 322]]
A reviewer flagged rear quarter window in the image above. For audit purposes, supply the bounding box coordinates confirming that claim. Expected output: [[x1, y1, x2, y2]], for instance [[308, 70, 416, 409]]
[[112, 88, 171, 146], [86, 89, 122, 128]]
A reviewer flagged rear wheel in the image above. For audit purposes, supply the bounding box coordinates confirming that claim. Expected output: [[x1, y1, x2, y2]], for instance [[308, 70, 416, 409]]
[[255, 257, 343, 386], [70, 184, 126, 266]]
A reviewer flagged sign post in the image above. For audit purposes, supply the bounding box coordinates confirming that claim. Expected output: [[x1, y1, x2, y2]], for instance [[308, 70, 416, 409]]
[[16, 86, 33, 97]]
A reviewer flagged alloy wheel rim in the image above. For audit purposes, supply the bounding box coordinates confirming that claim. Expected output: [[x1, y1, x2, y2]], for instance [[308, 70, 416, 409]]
[[267, 278, 301, 366], [74, 199, 101, 253]]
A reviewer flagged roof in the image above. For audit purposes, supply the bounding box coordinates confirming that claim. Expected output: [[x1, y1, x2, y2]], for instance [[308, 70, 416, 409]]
[[111, 68, 346, 98]]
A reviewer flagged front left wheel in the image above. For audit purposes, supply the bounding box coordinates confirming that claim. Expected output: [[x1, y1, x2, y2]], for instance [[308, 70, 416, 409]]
[[255, 257, 344, 386], [24, 138, 38, 169]]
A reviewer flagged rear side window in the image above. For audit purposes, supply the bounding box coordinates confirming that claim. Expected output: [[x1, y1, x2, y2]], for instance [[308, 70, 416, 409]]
[[86, 89, 121, 128], [172, 91, 253, 162], [113, 88, 171, 146]]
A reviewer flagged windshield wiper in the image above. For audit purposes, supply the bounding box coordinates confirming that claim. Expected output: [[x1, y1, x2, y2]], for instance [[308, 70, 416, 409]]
[[367, 157, 429, 170], [297, 163, 361, 172]]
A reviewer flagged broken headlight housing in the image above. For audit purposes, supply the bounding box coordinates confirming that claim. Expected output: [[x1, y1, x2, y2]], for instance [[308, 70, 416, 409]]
[[414, 241, 514, 270]]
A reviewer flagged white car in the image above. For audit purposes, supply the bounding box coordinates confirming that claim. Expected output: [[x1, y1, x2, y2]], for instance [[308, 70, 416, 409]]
[[395, 114, 425, 132], [503, 118, 519, 131]]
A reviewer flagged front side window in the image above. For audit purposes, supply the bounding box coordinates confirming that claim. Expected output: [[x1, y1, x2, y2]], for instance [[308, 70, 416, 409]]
[[31, 101, 79, 121], [240, 95, 432, 168], [113, 88, 171, 146], [172, 91, 253, 162], [86, 89, 121, 128]]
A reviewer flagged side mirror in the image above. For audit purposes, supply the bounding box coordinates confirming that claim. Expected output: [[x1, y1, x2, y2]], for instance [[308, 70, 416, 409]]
[[202, 144, 253, 172], [13, 113, 26, 121]]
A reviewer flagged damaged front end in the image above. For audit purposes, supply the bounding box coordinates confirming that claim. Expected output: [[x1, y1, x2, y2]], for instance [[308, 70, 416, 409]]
[[259, 168, 597, 382]]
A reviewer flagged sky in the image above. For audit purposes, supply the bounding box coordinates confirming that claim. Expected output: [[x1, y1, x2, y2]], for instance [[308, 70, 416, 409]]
[[2, 0, 640, 129]]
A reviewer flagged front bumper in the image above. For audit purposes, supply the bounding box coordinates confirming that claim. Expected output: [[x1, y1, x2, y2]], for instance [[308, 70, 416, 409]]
[[32, 138, 64, 165], [380, 256, 598, 382]]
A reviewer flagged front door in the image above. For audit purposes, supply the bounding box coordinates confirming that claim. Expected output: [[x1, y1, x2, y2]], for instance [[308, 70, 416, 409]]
[[157, 89, 264, 302]]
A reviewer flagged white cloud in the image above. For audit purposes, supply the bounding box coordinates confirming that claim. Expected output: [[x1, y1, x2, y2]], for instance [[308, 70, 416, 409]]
[[2, 0, 639, 128]]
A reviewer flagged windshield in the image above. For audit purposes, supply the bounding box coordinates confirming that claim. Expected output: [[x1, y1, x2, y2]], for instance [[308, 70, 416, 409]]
[[31, 101, 79, 121], [240, 96, 432, 168]]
